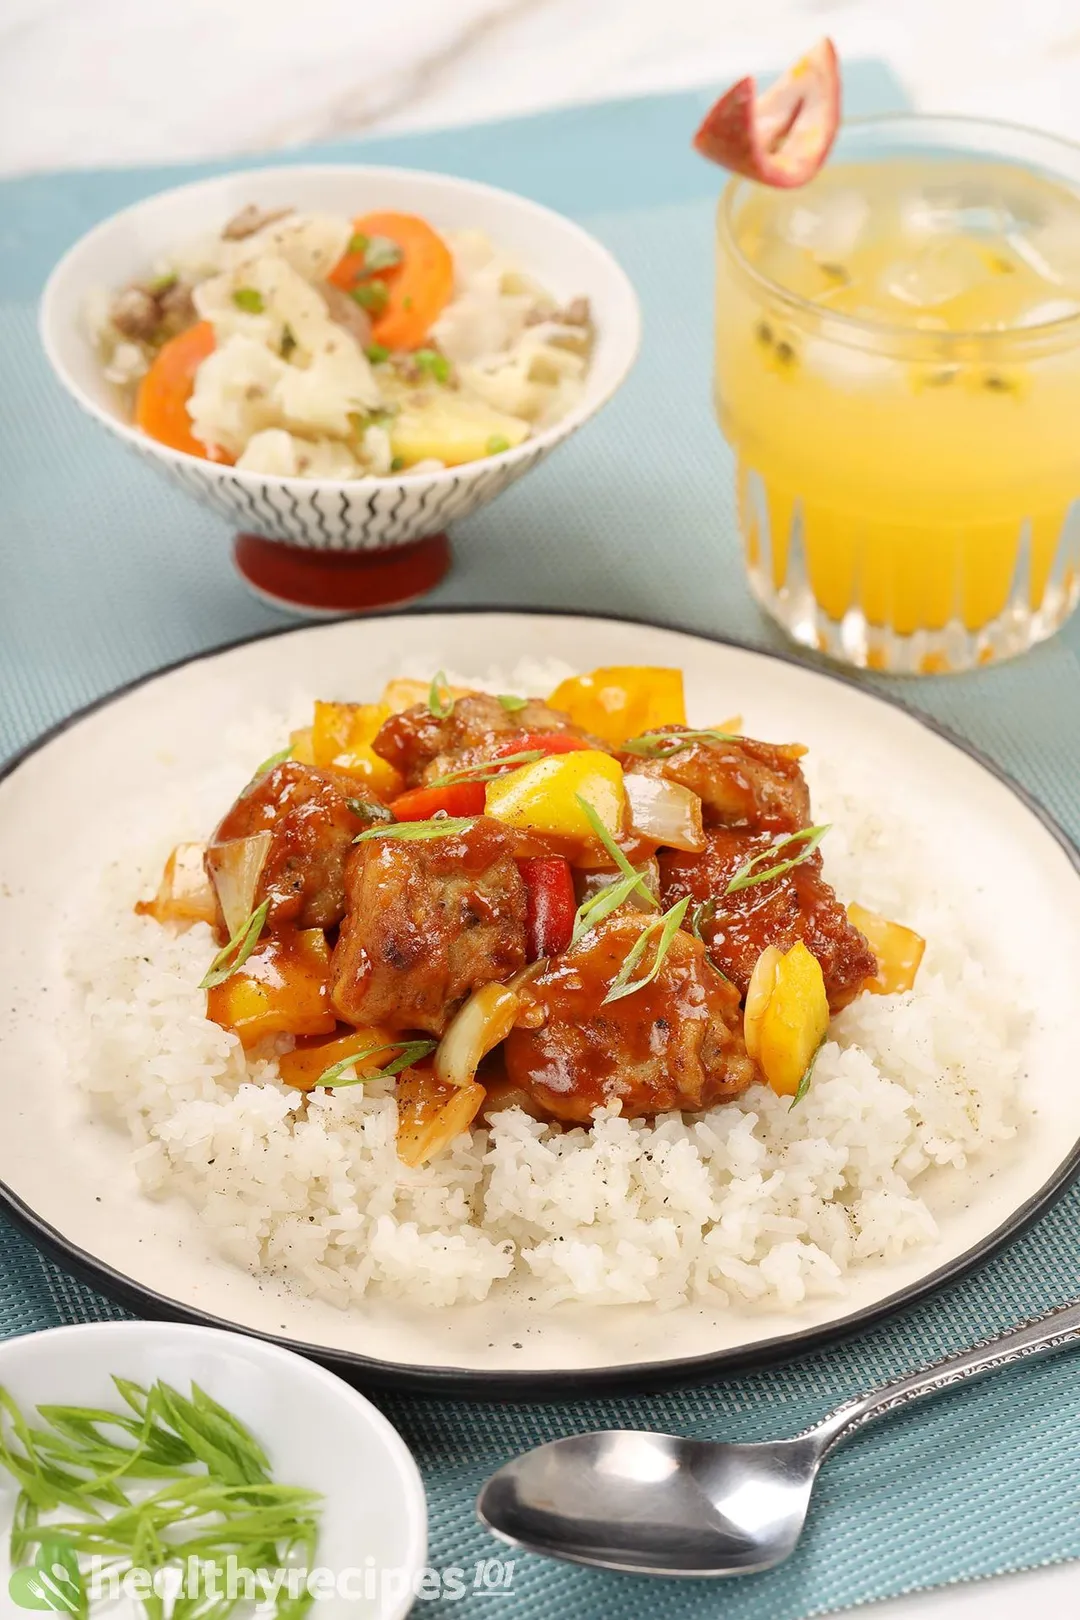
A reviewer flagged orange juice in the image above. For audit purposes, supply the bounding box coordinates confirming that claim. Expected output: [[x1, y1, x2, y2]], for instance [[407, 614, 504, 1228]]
[[715, 119, 1080, 671]]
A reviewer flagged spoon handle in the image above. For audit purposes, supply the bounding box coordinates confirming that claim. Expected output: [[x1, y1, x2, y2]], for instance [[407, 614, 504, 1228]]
[[813, 1296, 1080, 1455]]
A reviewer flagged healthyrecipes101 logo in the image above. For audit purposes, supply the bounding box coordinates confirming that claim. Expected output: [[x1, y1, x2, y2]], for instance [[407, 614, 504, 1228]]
[[9, 1554, 518, 1610]]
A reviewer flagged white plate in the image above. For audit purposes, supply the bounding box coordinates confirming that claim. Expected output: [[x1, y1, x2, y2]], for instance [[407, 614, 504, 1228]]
[[1, 611, 1078, 1395], [0, 1321, 426, 1619]]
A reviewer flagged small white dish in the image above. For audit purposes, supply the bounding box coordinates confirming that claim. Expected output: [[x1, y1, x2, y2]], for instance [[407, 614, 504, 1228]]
[[0, 1320, 426, 1619], [39, 164, 641, 615]]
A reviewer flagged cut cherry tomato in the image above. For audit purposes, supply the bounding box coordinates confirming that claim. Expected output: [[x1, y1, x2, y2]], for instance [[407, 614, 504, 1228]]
[[693, 38, 840, 189], [518, 856, 576, 959], [494, 733, 593, 760], [390, 780, 487, 821]]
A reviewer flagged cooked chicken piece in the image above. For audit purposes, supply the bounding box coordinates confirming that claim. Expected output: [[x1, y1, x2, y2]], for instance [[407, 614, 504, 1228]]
[[372, 691, 587, 787], [109, 286, 160, 343], [210, 761, 365, 932], [331, 817, 527, 1034], [659, 829, 876, 1012], [622, 734, 810, 836], [222, 204, 294, 242], [503, 910, 754, 1123]]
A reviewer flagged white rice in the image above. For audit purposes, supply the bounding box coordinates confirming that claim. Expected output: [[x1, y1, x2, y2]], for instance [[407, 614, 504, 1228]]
[[65, 665, 1025, 1315]]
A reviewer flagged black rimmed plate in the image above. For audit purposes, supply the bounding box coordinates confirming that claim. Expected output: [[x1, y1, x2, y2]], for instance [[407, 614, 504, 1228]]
[[1, 611, 1078, 1396]]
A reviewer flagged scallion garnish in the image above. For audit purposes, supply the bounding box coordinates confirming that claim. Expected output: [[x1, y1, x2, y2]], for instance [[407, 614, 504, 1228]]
[[350, 279, 389, 314], [354, 817, 476, 844], [428, 669, 455, 718], [688, 896, 731, 981], [427, 750, 544, 787], [571, 870, 648, 946], [602, 896, 691, 1004], [575, 796, 658, 909], [0, 1377, 321, 1604], [199, 899, 269, 989], [362, 235, 403, 273], [346, 797, 395, 826], [253, 745, 291, 777], [621, 727, 741, 758], [497, 693, 528, 712], [231, 286, 264, 313], [724, 824, 830, 894], [390, 455, 405, 472], [315, 1039, 436, 1089], [347, 231, 370, 256], [365, 342, 390, 364], [147, 272, 178, 295], [415, 348, 451, 385], [789, 1039, 825, 1110]]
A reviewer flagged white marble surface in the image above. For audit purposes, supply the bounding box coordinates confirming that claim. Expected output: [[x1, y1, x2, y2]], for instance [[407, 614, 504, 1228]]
[[4, 0, 1080, 177], [6, 1, 1080, 1615]]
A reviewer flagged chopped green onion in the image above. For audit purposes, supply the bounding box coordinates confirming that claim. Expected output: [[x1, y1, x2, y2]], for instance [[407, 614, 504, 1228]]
[[390, 455, 405, 472], [354, 817, 476, 844], [147, 272, 177, 295], [415, 348, 451, 385], [231, 287, 264, 313], [280, 323, 297, 360], [345, 797, 395, 826], [571, 870, 645, 946], [497, 693, 528, 712], [789, 1039, 825, 1110], [365, 342, 390, 364], [347, 231, 371, 256], [575, 796, 658, 909], [428, 669, 455, 718], [602, 897, 691, 1004], [198, 899, 269, 989], [621, 728, 741, 758], [688, 897, 731, 981], [362, 235, 404, 273], [486, 435, 510, 455], [315, 1039, 437, 1089], [253, 745, 291, 777], [351, 279, 389, 314], [428, 750, 544, 787], [724, 824, 830, 894]]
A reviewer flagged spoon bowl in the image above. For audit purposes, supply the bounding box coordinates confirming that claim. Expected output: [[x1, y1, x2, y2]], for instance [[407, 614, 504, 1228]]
[[478, 1430, 821, 1576]]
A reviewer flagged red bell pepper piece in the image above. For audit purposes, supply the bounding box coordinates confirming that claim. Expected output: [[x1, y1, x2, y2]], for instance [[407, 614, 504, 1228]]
[[494, 732, 593, 760], [390, 781, 487, 821], [693, 38, 840, 189], [518, 856, 577, 959]]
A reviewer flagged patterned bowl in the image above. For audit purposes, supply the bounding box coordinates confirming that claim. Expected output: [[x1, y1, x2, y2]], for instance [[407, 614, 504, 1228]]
[[40, 164, 641, 614]]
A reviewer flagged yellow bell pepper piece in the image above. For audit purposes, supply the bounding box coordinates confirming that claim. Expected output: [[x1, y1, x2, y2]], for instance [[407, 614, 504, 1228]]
[[485, 750, 626, 857], [278, 1024, 400, 1092], [206, 930, 336, 1050], [289, 726, 316, 764], [743, 944, 782, 1064], [310, 701, 403, 798], [547, 667, 687, 746], [755, 941, 830, 1098], [380, 677, 471, 713], [847, 903, 925, 995]]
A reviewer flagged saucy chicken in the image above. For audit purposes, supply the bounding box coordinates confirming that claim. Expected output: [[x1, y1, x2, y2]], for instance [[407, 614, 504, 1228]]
[[140, 666, 925, 1168]]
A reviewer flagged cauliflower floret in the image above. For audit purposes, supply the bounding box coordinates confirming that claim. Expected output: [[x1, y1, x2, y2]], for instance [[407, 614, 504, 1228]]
[[236, 429, 358, 479], [222, 212, 352, 282], [187, 336, 287, 457]]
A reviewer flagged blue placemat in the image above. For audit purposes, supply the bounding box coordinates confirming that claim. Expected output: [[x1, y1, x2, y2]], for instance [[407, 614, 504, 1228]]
[[5, 63, 1080, 1620]]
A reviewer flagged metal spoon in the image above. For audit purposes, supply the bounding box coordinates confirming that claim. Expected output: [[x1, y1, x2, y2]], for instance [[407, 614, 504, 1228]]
[[477, 1297, 1080, 1578]]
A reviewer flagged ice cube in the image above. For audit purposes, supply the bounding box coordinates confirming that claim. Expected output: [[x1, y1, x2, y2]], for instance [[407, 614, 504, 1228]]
[[880, 239, 993, 310], [782, 189, 869, 260]]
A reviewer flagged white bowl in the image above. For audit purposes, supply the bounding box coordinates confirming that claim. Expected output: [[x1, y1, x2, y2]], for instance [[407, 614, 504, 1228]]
[[40, 164, 641, 611], [0, 1321, 426, 1619]]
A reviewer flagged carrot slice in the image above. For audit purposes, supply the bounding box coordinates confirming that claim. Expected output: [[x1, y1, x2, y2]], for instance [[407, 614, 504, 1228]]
[[135, 320, 229, 461], [328, 212, 454, 350]]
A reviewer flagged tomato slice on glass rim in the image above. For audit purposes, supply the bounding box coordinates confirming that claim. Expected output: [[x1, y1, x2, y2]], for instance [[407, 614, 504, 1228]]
[[693, 38, 841, 189]]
